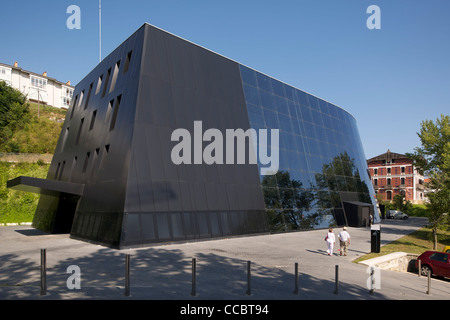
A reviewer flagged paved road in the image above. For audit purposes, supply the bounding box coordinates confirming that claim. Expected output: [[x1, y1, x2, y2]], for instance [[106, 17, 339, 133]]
[[0, 217, 448, 301]]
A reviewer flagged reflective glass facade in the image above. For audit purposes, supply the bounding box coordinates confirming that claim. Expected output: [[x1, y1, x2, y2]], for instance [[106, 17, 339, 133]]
[[239, 66, 379, 231]]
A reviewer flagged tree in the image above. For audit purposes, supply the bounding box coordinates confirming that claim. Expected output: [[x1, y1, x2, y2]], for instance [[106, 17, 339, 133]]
[[261, 170, 318, 231], [407, 114, 450, 249], [0, 81, 31, 151], [392, 194, 413, 214]]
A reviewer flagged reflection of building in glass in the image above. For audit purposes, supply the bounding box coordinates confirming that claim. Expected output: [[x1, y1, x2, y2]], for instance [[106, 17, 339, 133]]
[[241, 66, 379, 230], [8, 24, 379, 248], [367, 149, 426, 204]]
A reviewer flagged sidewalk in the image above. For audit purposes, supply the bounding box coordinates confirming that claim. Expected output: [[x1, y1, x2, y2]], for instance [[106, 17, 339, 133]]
[[0, 217, 448, 300]]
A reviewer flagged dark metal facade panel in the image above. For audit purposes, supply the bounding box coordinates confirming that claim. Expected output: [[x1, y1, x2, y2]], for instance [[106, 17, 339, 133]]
[[120, 24, 267, 247], [29, 25, 146, 246]]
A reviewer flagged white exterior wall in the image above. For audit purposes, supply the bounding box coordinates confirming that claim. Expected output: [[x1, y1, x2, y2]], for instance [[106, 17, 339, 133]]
[[52, 83, 61, 108], [61, 85, 73, 109], [1, 63, 73, 109], [0, 66, 12, 85], [20, 72, 30, 97], [414, 171, 426, 203]]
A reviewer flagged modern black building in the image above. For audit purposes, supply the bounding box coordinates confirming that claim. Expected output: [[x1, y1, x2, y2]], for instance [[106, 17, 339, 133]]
[[8, 23, 379, 248]]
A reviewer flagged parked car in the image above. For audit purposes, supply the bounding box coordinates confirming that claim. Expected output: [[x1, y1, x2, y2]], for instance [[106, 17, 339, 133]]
[[386, 210, 400, 219], [386, 210, 409, 220], [415, 251, 450, 278], [444, 246, 450, 253]]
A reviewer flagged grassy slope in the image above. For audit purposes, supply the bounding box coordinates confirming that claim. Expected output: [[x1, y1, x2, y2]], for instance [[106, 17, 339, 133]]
[[1, 103, 65, 154], [0, 103, 64, 223], [0, 161, 50, 223], [353, 227, 450, 263]]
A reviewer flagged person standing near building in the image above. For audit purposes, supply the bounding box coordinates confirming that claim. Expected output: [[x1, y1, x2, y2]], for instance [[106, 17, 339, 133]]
[[325, 228, 336, 256], [338, 227, 351, 256]]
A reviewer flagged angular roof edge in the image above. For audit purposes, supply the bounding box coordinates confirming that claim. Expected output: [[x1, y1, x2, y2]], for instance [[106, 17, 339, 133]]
[[367, 149, 408, 163], [0, 62, 74, 88], [140, 23, 356, 121], [88, 23, 355, 121]]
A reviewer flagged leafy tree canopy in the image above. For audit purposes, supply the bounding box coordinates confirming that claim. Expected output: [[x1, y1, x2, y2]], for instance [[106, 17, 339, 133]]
[[0, 81, 31, 148], [408, 114, 450, 190], [407, 114, 450, 248]]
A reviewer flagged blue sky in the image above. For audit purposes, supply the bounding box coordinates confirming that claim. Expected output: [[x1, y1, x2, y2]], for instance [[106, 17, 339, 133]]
[[1, 0, 449, 159]]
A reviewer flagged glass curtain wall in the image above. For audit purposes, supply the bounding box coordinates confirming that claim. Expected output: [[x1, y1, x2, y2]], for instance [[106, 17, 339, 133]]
[[239, 65, 378, 232]]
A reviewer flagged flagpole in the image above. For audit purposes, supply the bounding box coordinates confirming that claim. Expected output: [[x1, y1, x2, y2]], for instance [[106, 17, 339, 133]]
[[99, 0, 102, 62]]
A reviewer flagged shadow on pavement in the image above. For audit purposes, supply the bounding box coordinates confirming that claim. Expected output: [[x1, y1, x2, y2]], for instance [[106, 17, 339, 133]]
[[0, 246, 390, 300]]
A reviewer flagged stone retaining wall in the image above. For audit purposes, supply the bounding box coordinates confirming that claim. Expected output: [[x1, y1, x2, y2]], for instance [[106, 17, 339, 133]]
[[0, 153, 52, 163], [359, 252, 419, 273]]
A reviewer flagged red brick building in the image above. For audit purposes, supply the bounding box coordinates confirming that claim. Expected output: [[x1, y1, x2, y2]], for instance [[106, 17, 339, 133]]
[[367, 150, 426, 204]]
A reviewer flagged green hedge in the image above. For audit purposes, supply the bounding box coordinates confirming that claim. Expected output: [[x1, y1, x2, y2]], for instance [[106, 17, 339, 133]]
[[408, 204, 427, 217], [0, 161, 49, 223], [1, 103, 65, 154]]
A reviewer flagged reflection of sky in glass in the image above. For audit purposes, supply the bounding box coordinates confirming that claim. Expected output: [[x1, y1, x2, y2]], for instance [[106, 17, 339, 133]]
[[239, 65, 379, 231]]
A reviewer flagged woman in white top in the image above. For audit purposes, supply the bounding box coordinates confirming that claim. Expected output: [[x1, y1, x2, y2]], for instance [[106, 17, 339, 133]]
[[325, 228, 336, 256]]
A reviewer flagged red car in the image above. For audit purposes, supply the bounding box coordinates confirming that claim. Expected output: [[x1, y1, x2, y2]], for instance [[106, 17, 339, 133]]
[[415, 251, 450, 278]]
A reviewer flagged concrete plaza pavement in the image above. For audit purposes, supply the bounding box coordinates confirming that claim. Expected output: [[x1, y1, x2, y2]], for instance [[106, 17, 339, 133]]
[[0, 217, 449, 300]]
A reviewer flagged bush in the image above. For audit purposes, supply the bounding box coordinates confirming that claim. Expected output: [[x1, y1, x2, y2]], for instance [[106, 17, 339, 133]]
[[0, 81, 31, 147], [0, 161, 49, 223], [408, 204, 427, 217], [0, 88, 66, 154]]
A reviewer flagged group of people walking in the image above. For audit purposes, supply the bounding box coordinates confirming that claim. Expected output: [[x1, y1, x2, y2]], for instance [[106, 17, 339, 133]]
[[325, 227, 351, 256]]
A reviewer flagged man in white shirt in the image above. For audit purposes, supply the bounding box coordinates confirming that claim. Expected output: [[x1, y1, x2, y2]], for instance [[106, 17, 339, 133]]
[[338, 227, 351, 256]]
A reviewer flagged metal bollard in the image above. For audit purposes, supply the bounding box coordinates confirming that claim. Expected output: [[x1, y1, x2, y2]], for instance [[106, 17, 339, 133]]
[[190, 258, 196, 296], [293, 262, 299, 295], [246, 261, 251, 296], [426, 269, 431, 295], [124, 254, 130, 296], [40, 249, 47, 296], [333, 265, 339, 294]]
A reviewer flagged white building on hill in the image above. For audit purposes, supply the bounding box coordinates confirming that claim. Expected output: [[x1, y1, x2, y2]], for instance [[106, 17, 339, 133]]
[[0, 61, 74, 109]]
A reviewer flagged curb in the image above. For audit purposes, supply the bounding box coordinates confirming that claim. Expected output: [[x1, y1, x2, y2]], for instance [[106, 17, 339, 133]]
[[0, 222, 32, 227]]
